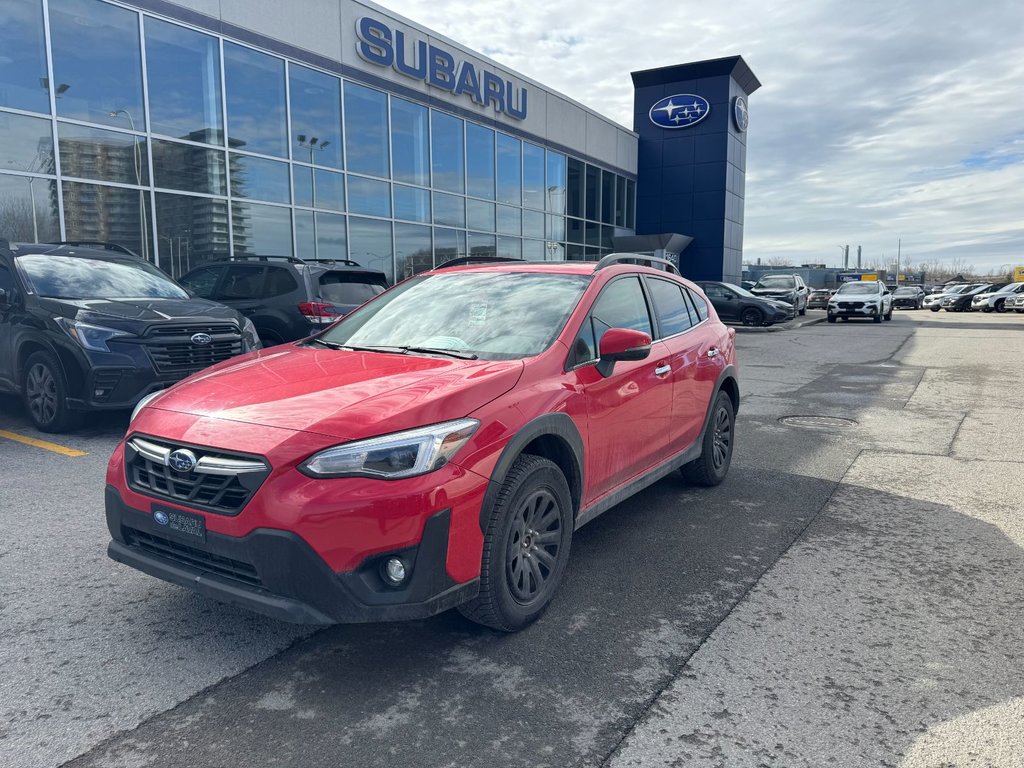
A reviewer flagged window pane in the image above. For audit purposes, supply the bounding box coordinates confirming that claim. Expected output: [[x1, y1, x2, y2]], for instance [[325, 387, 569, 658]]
[[0, 173, 59, 242], [394, 184, 430, 223], [0, 111, 55, 173], [229, 153, 290, 203], [178, 265, 222, 297], [152, 139, 225, 195], [391, 97, 429, 186], [433, 227, 465, 266], [348, 216, 393, 282], [395, 222, 432, 281], [522, 142, 545, 209], [432, 192, 464, 227], [566, 243, 586, 261], [585, 220, 600, 247], [566, 158, 584, 218], [231, 200, 292, 256], [290, 64, 342, 169], [544, 241, 565, 261], [585, 164, 600, 220], [155, 192, 229, 276], [344, 82, 389, 178], [615, 174, 627, 227], [591, 277, 652, 341], [145, 18, 223, 144], [496, 236, 521, 260], [348, 176, 391, 217], [294, 210, 347, 261], [546, 214, 565, 241], [225, 43, 287, 157], [522, 209, 544, 239], [647, 278, 692, 336], [1, 0, 49, 113], [58, 123, 148, 186], [567, 217, 584, 244], [63, 180, 153, 260], [601, 170, 615, 224], [468, 231, 496, 258], [626, 179, 636, 229], [496, 204, 520, 236], [50, 0, 144, 129], [546, 151, 566, 213], [466, 124, 495, 200], [467, 199, 495, 232], [431, 111, 464, 193], [496, 133, 521, 205], [522, 239, 544, 262], [292, 166, 344, 211]]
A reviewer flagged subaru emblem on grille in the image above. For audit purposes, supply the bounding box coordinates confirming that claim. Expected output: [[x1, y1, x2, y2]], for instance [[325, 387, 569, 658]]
[[167, 449, 198, 473], [190, 332, 212, 345], [153, 510, 170, 526]]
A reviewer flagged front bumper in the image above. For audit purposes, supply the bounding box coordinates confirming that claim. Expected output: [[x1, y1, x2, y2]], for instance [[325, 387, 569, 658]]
[[892, 299, 919, 308], [105, 486, 478, 624], [827, 303, 881, 318]]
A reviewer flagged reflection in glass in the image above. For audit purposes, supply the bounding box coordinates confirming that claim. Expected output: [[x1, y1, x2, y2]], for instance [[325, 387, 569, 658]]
[[62, 180, 152, 260], [145, 18, 223, 144], [602, 170, 615, 224], [433, 227, 466, 266], [50, 0, 144, 129], [395, 222, 432, 280], [545, 151, 566, 213], [59, 122, 149, 185], [348, 176, 391, 217], [602, 224, 614, 249], [344, 82, 389, 178], [615, 174, 627, 226], [431, 111, 464, 194], [290, 64, 343, 169], [152, 139, 225, 195], [467, 199, 495, 232], [466, 124, 495, 200], [1, 0, 50, 114], [349, 216, 394, 282], [155, 192, 229, 276], [496, 133, 521, 206], [0, 112, 55, 173], [229, 153, 290, 203], [468, 231, 496, 258], [522, 142, 545, 209], [585, 220, 600, 248], [565, 243, 585, 261], [0, 173, 59, 242], [231, 200, 293, 256], [225, 43, 287, 157], [546, 214, 565, 241], [567, 217, 584, 244], [585, 164, 600, 221], [432, 192, 464, 228], [496, 204, 520, 236], [544, 241, 566, 261], [496, 236, 521, 260], [293, 166, 344, 211], [566, 158, 584, 218], [522, 209, 544, 239], [295, 209, 347, 261], [522, 239, 544, 262], [394, 185, 430, 223], [391, 98, 429, 186]]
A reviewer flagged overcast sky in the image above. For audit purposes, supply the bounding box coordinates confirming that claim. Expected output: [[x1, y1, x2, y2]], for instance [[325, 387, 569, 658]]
[[382, 0, 1023, 273]]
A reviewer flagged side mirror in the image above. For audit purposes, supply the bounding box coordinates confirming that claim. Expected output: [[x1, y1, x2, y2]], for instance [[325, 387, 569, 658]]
[[596, 328, 651, 377]]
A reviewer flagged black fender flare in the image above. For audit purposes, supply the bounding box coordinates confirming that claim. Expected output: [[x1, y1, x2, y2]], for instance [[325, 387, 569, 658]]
[[476, 412, 585, 530], [698, 365, 740, 444]]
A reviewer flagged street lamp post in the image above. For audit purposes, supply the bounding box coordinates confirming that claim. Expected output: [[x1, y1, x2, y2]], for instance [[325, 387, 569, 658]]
[[296, 135, 331, 259], [109, 109, 149, 260]]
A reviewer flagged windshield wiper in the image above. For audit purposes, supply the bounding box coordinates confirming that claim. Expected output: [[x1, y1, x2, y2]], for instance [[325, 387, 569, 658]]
[[397, 346, 478, 360], [309, 338, 407, 353]]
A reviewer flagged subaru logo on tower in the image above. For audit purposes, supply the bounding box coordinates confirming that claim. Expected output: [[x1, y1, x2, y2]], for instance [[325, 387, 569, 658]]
[[190, 333, 212, 346], [649, 94, 710, 129], [733, 96, 749, 132], [167, 449, 197, 473]]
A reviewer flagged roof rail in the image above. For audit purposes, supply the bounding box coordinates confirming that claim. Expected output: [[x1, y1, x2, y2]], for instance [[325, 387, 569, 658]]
[[226, 254, 307, 264], [594, 252, 681, 276], [437, 256, 525, 269], [46, 240, 140, 257]]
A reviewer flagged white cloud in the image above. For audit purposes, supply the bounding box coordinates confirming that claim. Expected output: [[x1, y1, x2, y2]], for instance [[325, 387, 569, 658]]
[[382, 0, 1024, 272]]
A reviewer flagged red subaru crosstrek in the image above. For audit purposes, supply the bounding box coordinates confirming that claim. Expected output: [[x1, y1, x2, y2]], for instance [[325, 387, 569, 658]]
[[105, 256, 739, 631]]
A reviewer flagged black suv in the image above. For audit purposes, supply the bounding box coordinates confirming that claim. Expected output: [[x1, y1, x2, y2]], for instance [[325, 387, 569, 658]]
[[178, 256, 389, 345], [0, 241, 260, 432], [749, 274, 809, 315]]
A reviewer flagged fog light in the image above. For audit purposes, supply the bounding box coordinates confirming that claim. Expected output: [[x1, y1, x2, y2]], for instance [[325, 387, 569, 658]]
[[383, 557, 407, 586]]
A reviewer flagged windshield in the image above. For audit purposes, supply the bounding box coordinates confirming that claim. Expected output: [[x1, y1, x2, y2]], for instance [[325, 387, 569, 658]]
[[894, 287, 917, 295], [836, 282, 879, 295], [318, 272, 590, 360], [17, 255, 188, 300], [721, 282, 757, 298], [754, 276, 795, 289]]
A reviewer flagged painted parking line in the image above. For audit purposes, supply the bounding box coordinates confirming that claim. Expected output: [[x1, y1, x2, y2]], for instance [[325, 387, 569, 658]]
[[0, 429, 88, 457]]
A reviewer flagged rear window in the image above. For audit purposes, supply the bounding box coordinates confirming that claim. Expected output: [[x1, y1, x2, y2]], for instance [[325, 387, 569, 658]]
[[318, 271, 387, 305]]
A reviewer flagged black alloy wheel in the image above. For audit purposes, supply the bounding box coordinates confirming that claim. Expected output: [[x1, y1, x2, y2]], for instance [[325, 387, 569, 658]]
[[22, 350, 79, 433], [681, 390, 735, 486], [741, 307, 764, 327], [459, 455, 573, 632], [995, 299, 1006, 313]]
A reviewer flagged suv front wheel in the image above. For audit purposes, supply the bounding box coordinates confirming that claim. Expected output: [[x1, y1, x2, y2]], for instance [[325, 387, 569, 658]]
[[681, 391, 735, 486], [22, 350, 80, 433]]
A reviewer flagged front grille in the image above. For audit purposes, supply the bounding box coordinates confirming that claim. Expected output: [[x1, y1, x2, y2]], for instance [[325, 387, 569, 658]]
[[147, 339, 242, 376], [838, 301, 865, 309], [126, 527, 262, 587], [126, 438, 268, 515], [150, 324, 240, 336]]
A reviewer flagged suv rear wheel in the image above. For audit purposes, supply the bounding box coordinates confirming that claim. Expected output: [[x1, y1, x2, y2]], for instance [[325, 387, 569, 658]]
[[459, 455, 572, 632], [22, 350, 80, 433]]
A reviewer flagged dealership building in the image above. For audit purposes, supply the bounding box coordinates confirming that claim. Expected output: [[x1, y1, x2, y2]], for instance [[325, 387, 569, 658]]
[[0, 0, 759, 283]]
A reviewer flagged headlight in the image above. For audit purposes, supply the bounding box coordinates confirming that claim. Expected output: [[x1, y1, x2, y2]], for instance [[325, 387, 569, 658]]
[[301, 418, 479, 479], [240, 317, 262, 351], [56, 317, 131, 352], [130, 390, 164, 424]]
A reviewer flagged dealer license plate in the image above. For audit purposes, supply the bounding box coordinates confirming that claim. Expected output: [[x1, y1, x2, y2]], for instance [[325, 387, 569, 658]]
[[152, 505, 206, 542]]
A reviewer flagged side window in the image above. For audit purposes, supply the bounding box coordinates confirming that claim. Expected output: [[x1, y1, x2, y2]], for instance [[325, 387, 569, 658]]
[[219, 266, 266, 300], [178, 266, 223, 298], [701, 283, 725, 299], [647, 278, 693, 337], [570, 276, 653, 368], [684, 287, 709, 322], [264, 267, 299, 297]]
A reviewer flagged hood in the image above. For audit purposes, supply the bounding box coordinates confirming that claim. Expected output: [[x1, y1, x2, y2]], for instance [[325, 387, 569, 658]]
[[751, 287, 796, 297], [763, 298, 792, 309], [146, 344, 525, 441], [46, 297, 243, 330]]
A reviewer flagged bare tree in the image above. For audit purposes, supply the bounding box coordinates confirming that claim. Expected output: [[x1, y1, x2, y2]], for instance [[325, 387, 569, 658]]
[[764, 256, 794, 267]]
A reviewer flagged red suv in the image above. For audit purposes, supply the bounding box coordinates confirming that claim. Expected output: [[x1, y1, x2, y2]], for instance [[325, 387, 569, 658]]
[[105, 256, 739, 632]]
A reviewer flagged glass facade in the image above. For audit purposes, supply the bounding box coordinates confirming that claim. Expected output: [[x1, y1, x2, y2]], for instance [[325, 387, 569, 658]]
[[0, 0, 636, 280]]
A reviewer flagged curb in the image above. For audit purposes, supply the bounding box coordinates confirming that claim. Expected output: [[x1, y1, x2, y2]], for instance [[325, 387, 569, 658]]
[[733, 314, 827, 333]]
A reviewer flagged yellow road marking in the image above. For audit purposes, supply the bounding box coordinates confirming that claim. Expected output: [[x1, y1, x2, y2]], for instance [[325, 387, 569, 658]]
[[0, 429, 88, 457]]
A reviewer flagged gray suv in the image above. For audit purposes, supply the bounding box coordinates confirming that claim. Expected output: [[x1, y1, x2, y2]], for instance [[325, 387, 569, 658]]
[[749, 274, 809, 315]]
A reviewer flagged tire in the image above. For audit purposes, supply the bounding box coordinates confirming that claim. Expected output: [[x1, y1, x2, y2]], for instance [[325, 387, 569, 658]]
[[873, 312, 882, 323], [22, 350, 80, 433], [827, 314, 837, 324], [930, 306, 940, 312], [884, 306, 893, 321], [681, 391, 735, 487], [995, 300, 1006, 313], [798, 299, 806, 316], [741, 307, 763, 327], [458, 455, 573, 632]]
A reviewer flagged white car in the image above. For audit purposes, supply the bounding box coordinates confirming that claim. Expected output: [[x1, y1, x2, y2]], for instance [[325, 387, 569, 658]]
[[971, 282, 1024, 313], [827, 281, 893, 323], [924, 284, 971, 311]]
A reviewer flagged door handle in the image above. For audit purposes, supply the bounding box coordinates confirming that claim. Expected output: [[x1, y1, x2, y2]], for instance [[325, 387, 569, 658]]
[[706, 347, 720, 358], [654, 364, 671, 376]]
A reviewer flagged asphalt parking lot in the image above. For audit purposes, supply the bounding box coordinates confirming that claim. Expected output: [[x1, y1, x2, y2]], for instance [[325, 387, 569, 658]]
[[1, 309, 1022, 767]]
